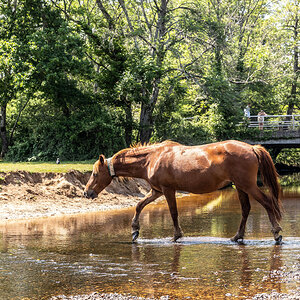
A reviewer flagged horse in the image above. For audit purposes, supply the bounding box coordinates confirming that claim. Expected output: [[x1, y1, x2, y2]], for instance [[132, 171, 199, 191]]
[[84, 140, 283, 243]]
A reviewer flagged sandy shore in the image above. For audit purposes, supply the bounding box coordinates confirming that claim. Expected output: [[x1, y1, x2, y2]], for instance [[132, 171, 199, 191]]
[[0, 170, 152, 221]]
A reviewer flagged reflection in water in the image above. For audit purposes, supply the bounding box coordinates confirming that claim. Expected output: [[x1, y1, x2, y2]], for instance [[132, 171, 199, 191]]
[[280, 172, 300, 189], [0, 189, 299, 299], [127, 241, 295, 299]]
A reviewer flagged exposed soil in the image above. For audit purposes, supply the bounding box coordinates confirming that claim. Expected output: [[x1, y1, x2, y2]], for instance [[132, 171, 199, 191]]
[[0, 170, 151, 221]]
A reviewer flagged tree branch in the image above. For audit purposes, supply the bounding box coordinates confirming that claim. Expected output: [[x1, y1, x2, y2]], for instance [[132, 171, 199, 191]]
[[95, 0, 115, 30], [118, 0, 139, 50], [9, 97, 30, 145]]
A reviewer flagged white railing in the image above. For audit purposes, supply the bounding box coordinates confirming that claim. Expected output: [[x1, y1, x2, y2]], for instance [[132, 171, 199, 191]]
[[246, 114, 300, 130], [184, 114, 300, 130]]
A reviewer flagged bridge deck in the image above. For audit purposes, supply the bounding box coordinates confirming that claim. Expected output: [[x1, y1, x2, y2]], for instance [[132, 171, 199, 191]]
[[242, 114, 300, 148]]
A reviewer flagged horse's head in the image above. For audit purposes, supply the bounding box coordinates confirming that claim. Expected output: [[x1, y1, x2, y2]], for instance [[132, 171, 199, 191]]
[[83, 155, 113, 199]]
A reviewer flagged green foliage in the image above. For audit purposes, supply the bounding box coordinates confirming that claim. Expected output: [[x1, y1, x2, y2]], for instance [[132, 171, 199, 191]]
[[203, 74, 241, 140], [6, 101, 125, 161], [0, 0, 299, 165], [280, 173, 300, 188], [164, 117, 212, 145], [276, 149, 300, 167]]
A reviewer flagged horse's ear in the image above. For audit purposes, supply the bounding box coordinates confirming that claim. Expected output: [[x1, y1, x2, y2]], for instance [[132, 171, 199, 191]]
[[99, 154, 105, 165]]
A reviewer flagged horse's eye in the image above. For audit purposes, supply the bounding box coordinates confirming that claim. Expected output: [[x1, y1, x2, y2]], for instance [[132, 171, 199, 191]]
[[93, 173, 98, 177]]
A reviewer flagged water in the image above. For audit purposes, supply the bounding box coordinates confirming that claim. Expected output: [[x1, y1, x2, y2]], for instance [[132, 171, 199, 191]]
[[0, 188, 299, 299]]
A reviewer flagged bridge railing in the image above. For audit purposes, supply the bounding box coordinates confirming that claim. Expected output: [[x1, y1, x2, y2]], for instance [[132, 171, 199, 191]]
[[246, 114, 300, 130], [183, 114, 300, 131]]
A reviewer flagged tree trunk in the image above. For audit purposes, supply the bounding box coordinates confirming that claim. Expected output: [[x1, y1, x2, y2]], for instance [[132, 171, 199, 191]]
[[138, 0, 167, 143], [0, 104, 9, 158], [286, 84, 296, 116], [123, 97, 133, 147], [286, 14, 299, 118], [139, 102, 153, 144], [139, 81, 160, 143]]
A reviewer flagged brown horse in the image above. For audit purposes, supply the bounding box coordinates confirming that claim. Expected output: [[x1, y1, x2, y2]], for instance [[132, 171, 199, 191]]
[[84, 140, 283, 243]]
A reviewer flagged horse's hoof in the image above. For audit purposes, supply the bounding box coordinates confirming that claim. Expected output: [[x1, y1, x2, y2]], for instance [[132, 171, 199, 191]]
[[275, 235, 283, 245], [172, 234, 183, 242], [132, 231, 139, 242], [231, 236, 243, 243], [231, 237, 244, 244]]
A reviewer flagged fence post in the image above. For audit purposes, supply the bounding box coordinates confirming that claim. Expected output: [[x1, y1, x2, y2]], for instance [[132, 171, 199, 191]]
[[292, 115, 295, 130]]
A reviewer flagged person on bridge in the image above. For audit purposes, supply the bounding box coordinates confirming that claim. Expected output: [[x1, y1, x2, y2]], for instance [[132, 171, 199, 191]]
[[244, 104, 251, 119], [258, 110, 267, 130]]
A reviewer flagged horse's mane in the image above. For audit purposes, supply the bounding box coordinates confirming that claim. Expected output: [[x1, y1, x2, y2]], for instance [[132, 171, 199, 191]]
[[130, 140, 180, 149], [114, 140, 180, 158], [111, 140, 180, 182]]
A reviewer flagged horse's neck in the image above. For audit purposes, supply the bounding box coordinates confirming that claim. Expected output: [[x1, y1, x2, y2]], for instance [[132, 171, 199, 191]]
[[113, 148, 149, 178]]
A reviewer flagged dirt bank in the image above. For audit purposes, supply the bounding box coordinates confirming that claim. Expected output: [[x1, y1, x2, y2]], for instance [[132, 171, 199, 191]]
[[0, 170, 151, 221]]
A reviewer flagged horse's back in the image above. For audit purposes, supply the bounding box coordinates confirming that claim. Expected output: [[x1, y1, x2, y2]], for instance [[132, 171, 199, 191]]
[[146, 140, 258, 193], [155, 140, 255, 167]]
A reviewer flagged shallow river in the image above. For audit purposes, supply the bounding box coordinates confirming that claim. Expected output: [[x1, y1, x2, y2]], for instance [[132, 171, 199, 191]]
[[0, 187, 299, 299]]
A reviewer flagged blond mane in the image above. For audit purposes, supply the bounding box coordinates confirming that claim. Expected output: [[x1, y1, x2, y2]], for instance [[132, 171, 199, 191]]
[[113, 140, 180, 158], [130, 140, 180, 149]]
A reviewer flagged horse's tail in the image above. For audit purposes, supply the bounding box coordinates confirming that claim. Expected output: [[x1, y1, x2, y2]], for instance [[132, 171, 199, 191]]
[[252, 145, 283, 221]]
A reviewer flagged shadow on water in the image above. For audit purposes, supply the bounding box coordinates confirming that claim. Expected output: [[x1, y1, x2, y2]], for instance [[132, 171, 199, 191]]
[[0, 185, 299, 299]]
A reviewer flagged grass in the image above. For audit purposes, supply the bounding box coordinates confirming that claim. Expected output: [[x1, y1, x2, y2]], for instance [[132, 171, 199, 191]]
[[0, 160, 95, 173]]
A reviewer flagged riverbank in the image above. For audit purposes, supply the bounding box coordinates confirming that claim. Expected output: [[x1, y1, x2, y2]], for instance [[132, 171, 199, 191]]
[[0, 169, 299, 221], [0, 170, 151, 221], [0, 171, 299, 300]]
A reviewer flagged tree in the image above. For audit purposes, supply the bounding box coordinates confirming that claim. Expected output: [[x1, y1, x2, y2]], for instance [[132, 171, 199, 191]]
[[280, 0, 300, 116], [176, 0, 290, 139], [54, 0, 191, 144], [0, 0, 94, 158], [0, 0, 34, 157]]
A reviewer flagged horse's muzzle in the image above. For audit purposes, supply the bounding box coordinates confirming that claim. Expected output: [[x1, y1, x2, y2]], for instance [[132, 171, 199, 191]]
[[83, 189, 97, 199]]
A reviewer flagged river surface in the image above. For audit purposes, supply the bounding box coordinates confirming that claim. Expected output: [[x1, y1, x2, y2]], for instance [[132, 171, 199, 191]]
[[0, 187, 299, 299]]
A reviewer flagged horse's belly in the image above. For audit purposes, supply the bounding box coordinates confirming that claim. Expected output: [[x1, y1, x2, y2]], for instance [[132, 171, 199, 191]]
[[168, 170, 230, 194], [174, 179, 230, 194]]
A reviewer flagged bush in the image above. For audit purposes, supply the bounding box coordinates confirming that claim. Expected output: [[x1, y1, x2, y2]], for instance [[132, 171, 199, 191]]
[[5, 103, 126, 162]]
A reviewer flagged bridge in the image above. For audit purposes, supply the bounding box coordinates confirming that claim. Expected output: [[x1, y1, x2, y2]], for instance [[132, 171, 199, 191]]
[[184, 114, 300, 156], [241, 114, 300, 156]]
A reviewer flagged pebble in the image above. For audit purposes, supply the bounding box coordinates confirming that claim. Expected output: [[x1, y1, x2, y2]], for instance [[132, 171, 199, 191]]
[[252, 290, 300, 300], [51, 293, 170, 300], [51, 290, 300, 300]]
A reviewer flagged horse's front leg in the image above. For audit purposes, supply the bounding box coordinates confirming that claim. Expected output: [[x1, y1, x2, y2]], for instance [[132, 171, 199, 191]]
[[162, 187, 183, 242], [132, 189, 162, 242]]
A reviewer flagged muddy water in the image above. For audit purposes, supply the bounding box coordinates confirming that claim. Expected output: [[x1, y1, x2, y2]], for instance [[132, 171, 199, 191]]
[[0, 188, 299, 299]]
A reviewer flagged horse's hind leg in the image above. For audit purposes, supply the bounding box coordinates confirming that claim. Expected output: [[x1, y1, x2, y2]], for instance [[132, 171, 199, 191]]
[[132, 189, 162, 241], [231, 188, 251, 242], [162, 187, 183, 242], [247, 186, 282, 242]]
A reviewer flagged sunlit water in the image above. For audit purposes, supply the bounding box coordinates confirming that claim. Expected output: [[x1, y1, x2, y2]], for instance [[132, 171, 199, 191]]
[[0, 187, 299, 299]]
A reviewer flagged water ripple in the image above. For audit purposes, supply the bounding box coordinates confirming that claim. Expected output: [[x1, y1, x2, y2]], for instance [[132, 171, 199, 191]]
[[138, 236, 300, 247]]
